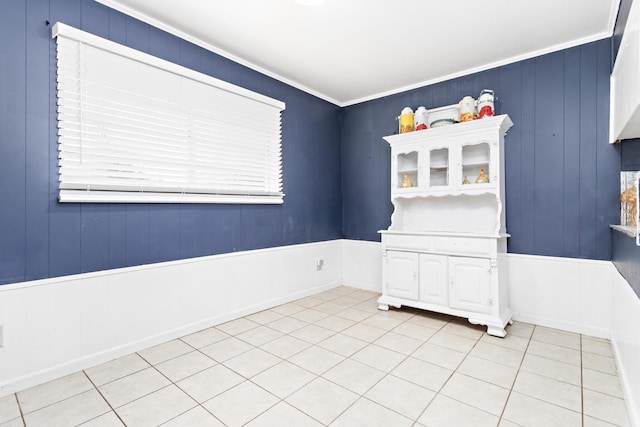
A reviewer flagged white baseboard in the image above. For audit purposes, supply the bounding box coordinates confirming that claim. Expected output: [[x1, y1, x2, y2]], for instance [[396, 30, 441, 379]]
[[610, 269, 640, 427], [0, 240, 343, 397]]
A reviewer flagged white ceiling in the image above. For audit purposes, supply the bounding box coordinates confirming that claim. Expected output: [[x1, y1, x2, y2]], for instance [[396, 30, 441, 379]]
[[96, 0, 620, 106]]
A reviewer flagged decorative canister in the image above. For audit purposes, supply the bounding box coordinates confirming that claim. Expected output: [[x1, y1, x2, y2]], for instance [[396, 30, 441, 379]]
[[458, 96, 477, 122], [414, 106, 428, 130], [399, 107, 414, 133], [477, 89, 495, 118]]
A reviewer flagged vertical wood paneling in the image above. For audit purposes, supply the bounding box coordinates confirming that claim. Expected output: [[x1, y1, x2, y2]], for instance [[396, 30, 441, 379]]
[[209, 205, 242, 254], [620, 139, 640, 170], [104, 11, 126, 290], [500, 62, 523, 252], [342, 39, 617, 261], [147, 207, 180, 263], [241, 206, 283, 251], [48, 0, 82, 279], [0, 1, 27, 283], [81, 0, 109, 39], [179, 39, 201, 72], [80, 205, 110, 273], [517, 59, 537, 255], [432, 82, 448, 107], [108, 204, 127, 269], [149, 25, 180, 64], [595, 40, 620, 259], [25, 0, 50, 281], [122, 15, 151, 268], [578, 44, 599, 259], [0, 1, 618, 284], [124, 15, 148, 51], [457, 77, 475, 100], [562, 48, 582, 257], [179, 205, 211, 260], [145, 25, 182, 265], [103, 10, 126, 268], [533, 52, 565, 257], [108, 8, 126, 45], [79, 1, 111, 274], [125, 206, 150, 267], [1, 0, 341, 285]]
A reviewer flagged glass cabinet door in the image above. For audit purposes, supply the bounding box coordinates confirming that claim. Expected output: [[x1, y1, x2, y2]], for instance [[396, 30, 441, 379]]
[[461, 142, 490, 186], [397, 151, 419, 189], [429, 148, 449, 187]]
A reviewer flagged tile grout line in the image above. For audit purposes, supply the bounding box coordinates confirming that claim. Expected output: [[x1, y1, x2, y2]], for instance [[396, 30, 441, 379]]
[[277, 294, 402, 424], [495, 323, 534, 426], [325, 305, 445, 424], [319, 312, 428, 424], [235, 292, 417, 425], [190, 290, 371, 426], [144, 344, 227, 427], [270, 288, 374, 425], [81, 370, 127, 426], [402, 314, 465, 424], [12, 392, 25, 427]]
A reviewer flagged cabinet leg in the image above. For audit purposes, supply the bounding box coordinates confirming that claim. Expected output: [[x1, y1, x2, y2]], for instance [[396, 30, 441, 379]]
[[378, 303, 389, 311], [486, 326, 507, 338]]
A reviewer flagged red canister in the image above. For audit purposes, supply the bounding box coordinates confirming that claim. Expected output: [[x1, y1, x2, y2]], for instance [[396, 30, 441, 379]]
[[414, 106, 428, 130], [477, 89, 495, 118]]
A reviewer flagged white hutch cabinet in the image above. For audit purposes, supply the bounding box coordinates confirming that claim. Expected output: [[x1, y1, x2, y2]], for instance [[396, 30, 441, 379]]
[[378, 114, 513, 337]]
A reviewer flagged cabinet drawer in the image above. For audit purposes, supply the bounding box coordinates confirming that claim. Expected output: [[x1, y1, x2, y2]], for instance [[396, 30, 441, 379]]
[[382, 233, 433, 251], [431, 236, 495, 257]]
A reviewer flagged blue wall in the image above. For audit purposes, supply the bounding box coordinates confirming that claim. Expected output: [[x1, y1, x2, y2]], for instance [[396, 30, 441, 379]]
[[0, 0, 342, 285], [621, 139, 640, 171], [342, 39, 620, 261], [0, 0, 625, 285], [612, 230, 640, 298]]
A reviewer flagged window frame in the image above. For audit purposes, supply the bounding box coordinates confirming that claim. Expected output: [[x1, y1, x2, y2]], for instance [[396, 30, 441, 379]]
[[52, 22, 286, 205]]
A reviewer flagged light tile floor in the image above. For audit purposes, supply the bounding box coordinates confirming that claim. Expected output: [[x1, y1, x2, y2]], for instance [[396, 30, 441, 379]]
[[0, 286, 631, 427]]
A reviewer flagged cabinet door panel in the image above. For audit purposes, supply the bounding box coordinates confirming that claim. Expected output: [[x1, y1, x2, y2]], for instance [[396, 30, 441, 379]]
[[386, 251, 419, 300], [419, 254, 448, 305], [449, 257, 492, 314]]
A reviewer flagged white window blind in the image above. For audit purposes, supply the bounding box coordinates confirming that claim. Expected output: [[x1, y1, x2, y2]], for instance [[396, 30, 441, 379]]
[[52, 22, 285, 204]]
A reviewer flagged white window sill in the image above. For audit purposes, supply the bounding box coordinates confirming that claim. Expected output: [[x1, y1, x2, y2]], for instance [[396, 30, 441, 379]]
[[59, 190, 284, 204]]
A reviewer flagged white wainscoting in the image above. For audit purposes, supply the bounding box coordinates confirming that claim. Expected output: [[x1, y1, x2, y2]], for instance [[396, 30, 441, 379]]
[[2, 238, 639, 424], [341, 239, 382, 292], [611, 269, 640, 427], [341, 241, 614, 338], [0, 240, 343, 397], [506, 253, 613, 338]]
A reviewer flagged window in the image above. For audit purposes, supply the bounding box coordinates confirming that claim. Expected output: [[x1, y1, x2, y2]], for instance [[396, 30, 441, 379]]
[[52, 23, 286, 204]]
